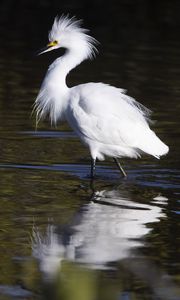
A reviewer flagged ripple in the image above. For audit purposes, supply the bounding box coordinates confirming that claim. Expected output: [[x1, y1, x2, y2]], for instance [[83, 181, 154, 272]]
[[0, 285, 32, 297], [0, 162, 179, 189], [0, 162, 112, 179], [19, 130, 76, 138], [131, 168, 180, 189]]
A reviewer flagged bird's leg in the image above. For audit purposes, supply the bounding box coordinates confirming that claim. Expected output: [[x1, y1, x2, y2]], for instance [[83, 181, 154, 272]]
[[113, 158, 127, 177], [90, 158, 96, 179]]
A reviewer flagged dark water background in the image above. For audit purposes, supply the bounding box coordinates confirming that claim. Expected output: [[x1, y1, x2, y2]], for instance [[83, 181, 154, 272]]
[[0, 1, 179, 299]]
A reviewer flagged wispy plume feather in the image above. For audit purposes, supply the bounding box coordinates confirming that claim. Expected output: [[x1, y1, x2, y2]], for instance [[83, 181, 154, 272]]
[[48, 14, 99, 59]]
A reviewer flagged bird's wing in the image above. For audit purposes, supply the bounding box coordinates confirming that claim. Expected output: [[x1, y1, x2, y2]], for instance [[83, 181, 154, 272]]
[[68, 83, 152, 148]]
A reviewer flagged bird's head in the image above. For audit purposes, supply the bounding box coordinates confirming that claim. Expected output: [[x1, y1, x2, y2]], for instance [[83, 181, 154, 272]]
[[38, 15, 98, 59]]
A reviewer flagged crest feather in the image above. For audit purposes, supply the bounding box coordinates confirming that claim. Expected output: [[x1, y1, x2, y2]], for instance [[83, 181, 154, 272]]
[[48, 15, 98, 59], [49, 15, 88, 40]]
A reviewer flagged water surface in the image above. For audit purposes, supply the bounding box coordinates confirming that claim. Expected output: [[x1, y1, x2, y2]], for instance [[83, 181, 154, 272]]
[[0, 2, 179, 300]]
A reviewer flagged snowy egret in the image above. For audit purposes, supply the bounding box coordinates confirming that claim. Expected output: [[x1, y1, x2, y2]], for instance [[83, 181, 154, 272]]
[[34, 15, 169, 178]]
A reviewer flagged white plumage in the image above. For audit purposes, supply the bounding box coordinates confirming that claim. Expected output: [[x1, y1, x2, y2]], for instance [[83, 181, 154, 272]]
[[34, 15, 169, 177]]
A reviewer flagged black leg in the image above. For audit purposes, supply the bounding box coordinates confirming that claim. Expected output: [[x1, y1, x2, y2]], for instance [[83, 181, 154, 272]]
[[113, 157, 127, 177], [91, 158, 96, 179]]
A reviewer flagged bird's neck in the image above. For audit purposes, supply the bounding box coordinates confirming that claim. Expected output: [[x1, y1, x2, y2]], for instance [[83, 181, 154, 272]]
[[36, 49, 86, 124], [48, 49, 85, 88]]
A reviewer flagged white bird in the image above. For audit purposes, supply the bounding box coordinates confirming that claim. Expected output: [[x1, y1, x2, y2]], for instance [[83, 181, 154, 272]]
[[34, 15, 169, 178]]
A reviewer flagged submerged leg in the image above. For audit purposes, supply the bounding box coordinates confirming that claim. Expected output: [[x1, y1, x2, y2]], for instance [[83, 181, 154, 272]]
[[90, 158, 96, 179], [113, 157, 127, 177]]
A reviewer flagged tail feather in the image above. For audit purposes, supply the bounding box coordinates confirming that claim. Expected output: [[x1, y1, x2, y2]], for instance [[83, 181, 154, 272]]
[[136, 129, 169, 158]]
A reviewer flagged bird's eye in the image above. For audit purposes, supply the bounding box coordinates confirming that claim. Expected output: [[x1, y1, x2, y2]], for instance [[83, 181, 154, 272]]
[[54, 40, 58, 45]]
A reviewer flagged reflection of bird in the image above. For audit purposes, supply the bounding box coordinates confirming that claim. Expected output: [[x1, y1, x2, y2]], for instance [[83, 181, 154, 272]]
[[32, 188, 166, 276], [32, 190, 179, 300], [34, 15, 169, 178]]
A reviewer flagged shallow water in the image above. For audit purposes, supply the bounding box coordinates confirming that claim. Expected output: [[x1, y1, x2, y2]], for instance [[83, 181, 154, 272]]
[[0, 2, 180, 300]]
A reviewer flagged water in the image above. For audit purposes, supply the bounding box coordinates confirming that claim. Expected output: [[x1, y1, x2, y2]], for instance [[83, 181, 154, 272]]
[[0, 2, 180, 300]]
